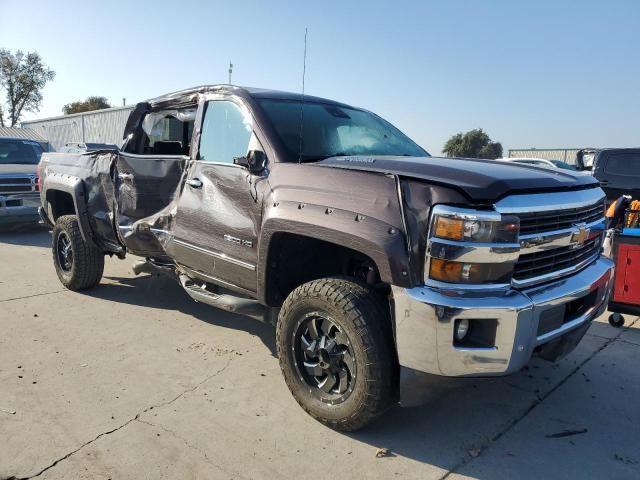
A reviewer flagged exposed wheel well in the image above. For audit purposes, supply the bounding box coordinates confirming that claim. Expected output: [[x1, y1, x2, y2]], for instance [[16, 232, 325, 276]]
[[45, 190, 76, 220], [264, 232, 388, 307]]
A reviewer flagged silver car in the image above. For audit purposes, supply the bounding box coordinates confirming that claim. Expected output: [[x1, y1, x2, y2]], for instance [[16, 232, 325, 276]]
[[0, 137, 43, 226]]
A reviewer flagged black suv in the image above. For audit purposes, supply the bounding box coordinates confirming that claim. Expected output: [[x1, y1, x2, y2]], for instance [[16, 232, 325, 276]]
[[577, 148, 640, 201]]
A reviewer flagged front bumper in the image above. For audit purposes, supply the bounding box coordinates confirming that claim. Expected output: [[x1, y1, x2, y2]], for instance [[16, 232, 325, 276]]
[[392, 256, 614, 378], [0, 194, 40, 225]]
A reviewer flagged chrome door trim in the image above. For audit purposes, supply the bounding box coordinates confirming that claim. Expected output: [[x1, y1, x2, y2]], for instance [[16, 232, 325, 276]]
[[178, 264, 256, 297], [173, 238, 256, 271]]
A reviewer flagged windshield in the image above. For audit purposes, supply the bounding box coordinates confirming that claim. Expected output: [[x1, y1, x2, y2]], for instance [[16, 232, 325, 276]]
[[258, 99, 427, 162], [0, 140, 43, 165]]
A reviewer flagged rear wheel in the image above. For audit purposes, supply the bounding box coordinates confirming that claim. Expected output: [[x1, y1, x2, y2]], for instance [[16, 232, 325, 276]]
[[277, 277, 395, 431], [52, 215, 104, 290]]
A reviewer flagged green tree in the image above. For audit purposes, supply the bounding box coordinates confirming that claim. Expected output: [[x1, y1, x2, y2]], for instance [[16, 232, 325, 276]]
[[0, 49, 55, 127], [63, 96, 112, 115], [442, 128, 503, 159]]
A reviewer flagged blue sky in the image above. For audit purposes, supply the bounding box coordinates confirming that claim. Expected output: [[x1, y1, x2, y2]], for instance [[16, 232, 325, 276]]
[[1, 0, 638, 154]]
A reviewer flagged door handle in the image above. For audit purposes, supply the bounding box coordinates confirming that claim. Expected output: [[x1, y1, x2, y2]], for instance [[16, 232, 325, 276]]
[[187, 178, 203, 188], [118, 173, 134, 182], [600, 180, 609, 186]]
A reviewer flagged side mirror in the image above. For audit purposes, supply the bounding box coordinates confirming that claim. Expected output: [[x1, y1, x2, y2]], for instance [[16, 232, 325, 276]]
[[234, 150, 267, 173]]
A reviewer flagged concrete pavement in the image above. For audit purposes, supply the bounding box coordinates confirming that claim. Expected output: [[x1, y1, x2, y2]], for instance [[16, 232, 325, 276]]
[[1, 229, 638, 479]]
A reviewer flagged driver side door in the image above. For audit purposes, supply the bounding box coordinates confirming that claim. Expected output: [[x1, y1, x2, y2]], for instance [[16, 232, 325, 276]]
[[171, 98, 268, 295]]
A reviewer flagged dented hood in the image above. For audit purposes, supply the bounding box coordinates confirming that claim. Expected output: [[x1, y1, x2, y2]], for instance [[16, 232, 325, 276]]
[[315, 155, 599, 202]]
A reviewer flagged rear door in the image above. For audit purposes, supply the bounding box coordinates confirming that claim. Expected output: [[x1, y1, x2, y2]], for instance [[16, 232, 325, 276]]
[[114, 152, 186, 254], [595, 150, 640, 201], [114, 109, 195, 255]]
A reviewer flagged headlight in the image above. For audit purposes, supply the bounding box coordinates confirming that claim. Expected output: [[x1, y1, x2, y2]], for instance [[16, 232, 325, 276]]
[[426, 205, 521, 285], [429, 258, 515, 284], [433, 214, 519, 243]]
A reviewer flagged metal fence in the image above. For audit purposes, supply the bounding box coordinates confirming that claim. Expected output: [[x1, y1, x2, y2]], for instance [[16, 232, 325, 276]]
[[21, 106, 134, 151], [507, 148, 588, 165]]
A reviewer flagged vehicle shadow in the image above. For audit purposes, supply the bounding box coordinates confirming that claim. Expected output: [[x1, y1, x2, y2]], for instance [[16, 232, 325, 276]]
[[88, 273, 277, 357], [79, 270, 634, 473], [0, 226, 51, 247], [346, 321, 632, 470], [347, 374, 533, 467]]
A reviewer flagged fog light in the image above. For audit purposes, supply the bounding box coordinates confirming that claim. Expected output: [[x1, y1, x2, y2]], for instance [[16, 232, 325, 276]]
[[455, 319, 470, 342]]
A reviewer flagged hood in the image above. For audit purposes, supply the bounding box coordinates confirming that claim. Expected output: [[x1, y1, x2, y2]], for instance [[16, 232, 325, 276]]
[[315, 156, 599, 202], [0, 163, 38, 175]]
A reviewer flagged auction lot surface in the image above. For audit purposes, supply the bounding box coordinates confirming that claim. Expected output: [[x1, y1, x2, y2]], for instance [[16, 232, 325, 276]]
[[1, 229, 639, 480]]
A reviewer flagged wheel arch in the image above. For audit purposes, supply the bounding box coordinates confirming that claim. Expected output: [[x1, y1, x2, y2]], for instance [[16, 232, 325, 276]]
[[257, 206, 410, 307], [43, 174, 96, 246]]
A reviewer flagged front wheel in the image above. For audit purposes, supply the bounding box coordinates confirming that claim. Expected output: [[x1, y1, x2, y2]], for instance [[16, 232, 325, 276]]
[[276, 277, 395, 431], [52, 215, 104, 290]]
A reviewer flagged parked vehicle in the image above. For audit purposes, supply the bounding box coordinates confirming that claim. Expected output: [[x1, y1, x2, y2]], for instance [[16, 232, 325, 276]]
[[502, 157, 577, 170], [60, 142, 119, 153], [39, 85, 614, 430], [576, 148, 640, 201], [0, 137, 43, 226]]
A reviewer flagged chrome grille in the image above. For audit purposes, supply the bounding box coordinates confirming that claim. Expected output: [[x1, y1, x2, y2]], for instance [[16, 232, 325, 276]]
[[517, 201, 604, 236], [513, 236, 601, 282], [0, 176, 35, 194]]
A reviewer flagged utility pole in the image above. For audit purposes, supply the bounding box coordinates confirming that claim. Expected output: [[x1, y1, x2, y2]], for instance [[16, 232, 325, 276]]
[[228, 62, 233, 85]]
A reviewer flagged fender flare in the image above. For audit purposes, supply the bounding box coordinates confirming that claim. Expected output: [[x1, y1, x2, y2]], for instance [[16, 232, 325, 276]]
[[43, 173, 96, 246], [257, 200, 411, 304]]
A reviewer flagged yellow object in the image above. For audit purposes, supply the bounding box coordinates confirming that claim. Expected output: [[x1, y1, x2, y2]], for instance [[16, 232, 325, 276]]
[[435, 216, 465, 241], [429, 258, 464, 282], [627, 200, 640, 228]]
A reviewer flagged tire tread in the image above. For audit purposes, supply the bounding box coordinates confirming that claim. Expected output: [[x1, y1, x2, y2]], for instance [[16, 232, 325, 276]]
[[276, 277, 394, 431], [52, 215, 104, 290]]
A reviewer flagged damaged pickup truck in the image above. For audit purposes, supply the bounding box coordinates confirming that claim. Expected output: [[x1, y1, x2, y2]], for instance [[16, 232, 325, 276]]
[[39, 85, 614, 431]]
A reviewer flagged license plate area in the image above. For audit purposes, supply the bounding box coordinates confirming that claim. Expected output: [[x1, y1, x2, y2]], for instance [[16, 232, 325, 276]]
[[536, 288, 600, 337]]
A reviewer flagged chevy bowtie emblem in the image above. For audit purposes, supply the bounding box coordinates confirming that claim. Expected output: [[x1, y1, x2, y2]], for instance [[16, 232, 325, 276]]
[[571, 224, 590, 245]]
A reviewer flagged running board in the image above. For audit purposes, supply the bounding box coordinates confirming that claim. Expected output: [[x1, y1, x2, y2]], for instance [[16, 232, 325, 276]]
[[178, 274, 268, 323], [132, 258, 175, 278]]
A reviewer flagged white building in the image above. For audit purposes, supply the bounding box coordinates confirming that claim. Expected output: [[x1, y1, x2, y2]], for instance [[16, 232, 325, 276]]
[[507, 148, 591, 165], [21, 106, 134, 151]]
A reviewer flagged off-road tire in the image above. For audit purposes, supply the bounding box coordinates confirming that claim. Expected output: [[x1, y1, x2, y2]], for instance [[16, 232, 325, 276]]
[[52, 215, 104, 290], [277, 277, 395, 431]]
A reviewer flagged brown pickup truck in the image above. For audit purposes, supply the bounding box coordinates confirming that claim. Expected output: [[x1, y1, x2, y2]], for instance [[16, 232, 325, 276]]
[[39, 85, 614, 430]]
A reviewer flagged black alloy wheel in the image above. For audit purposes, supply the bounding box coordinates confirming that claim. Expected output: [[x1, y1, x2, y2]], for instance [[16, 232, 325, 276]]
[[56, 231, 73, 272], [293, 312, 356, 404]]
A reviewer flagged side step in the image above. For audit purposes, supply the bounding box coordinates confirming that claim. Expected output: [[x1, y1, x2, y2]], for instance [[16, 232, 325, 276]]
[[132, 258, 176, 278], [178, 274, 270, 323]]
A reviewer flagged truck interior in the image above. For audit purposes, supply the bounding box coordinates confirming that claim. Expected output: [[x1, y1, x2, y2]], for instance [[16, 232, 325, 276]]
[[123, 108, 196, 156]]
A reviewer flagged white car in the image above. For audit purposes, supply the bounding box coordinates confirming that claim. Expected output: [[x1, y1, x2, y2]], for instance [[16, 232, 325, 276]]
[[500, 157, 577, 171]]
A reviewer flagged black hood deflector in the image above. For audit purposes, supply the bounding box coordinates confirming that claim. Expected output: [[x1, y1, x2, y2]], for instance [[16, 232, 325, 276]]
[[315, 156, 598, 202]]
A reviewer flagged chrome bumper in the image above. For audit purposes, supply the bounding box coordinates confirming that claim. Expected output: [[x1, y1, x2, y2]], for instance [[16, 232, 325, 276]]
[[0, 194, 40, 225], [392, 257, 614, 377]]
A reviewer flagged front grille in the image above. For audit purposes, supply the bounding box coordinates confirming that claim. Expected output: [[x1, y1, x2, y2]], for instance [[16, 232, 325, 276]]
[[0, 177, 34, 194], [513, 236, 601, 282], [518, 201, 604, 236]]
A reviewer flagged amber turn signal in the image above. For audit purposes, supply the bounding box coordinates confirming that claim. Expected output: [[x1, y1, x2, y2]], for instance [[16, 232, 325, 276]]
[[429, 258, 463, 282], [434, 216, 464, 241]]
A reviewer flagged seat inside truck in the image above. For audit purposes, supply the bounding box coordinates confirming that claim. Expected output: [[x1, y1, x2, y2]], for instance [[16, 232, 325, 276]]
[[125, 108, 196, 157]]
